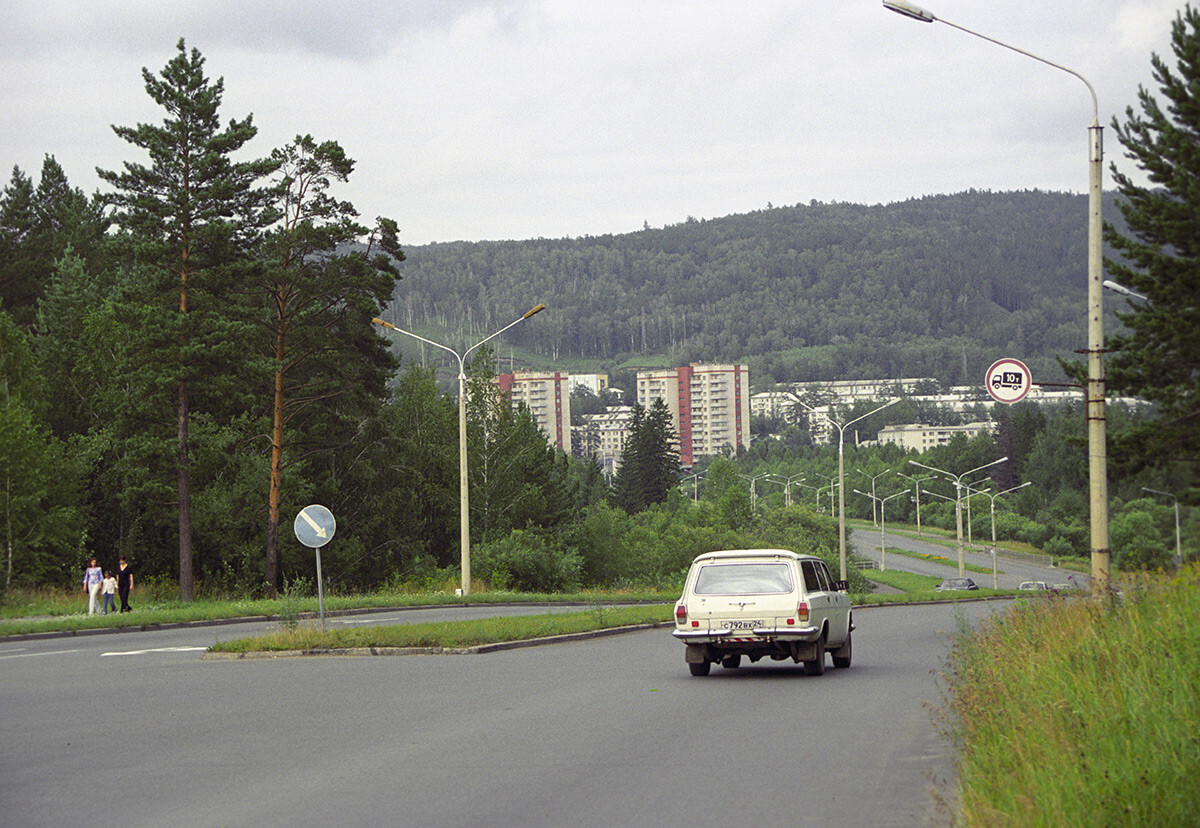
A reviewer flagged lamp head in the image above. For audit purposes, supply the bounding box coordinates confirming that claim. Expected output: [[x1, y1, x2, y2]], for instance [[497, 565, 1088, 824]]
[[883, 0, 937, 23]]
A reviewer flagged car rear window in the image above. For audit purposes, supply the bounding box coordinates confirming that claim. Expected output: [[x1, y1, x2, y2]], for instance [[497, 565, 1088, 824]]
[[693, 563, 794, 595]]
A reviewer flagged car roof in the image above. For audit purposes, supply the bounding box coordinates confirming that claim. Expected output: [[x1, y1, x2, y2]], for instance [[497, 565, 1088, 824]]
[[691, 549, 817, 563]]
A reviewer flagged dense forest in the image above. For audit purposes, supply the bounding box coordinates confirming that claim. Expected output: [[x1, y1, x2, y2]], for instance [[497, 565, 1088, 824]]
[[382, 190, 1124, 389]]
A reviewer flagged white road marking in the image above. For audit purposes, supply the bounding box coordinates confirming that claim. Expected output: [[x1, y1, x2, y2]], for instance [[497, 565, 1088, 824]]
[[0, 648, 80, 659], [101, 646, 209, 657]]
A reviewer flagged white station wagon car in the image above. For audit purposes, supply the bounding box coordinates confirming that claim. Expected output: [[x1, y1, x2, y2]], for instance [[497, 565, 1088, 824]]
[[673, 549, 853, 677]]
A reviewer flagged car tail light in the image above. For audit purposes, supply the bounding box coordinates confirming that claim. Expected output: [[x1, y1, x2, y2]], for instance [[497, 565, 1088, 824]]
[[675, 604, 687, 623], [797, 601, 809, 623]]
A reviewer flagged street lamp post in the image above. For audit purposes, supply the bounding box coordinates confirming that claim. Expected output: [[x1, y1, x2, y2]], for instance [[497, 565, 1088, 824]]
[[962, 479, 993, 547], [883, 0, 1110, 596], [795, 480, 821, 509], [898, 471, 935, 535], [739, 473, 771, 510], [854, 488, 906, 570], [768, 473, 806, 508], [985, 481, 1033, 588], [372, 304, 545, 595], [856, 468, 893, 527], [909, 457, 1008, 577], [682, 471, 705, 503], [798, 398, 900, 580], [1142, 487, 1183, 564]]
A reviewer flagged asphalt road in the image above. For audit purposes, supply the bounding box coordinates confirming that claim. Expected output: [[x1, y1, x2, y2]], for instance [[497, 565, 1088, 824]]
[[0, 600, 1008, 828], [850, 526, 1087, 591]]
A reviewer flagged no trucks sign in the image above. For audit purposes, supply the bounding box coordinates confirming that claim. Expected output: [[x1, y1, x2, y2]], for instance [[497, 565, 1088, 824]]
[[986, 358, 1032, 404]]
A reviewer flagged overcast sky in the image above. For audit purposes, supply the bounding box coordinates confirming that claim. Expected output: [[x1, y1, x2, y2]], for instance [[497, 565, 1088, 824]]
[[0, 0, 1185, 245]]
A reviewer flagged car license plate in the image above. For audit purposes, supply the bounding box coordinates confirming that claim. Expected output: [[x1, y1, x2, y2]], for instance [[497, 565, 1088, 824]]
[[721, 620, 762, 630]]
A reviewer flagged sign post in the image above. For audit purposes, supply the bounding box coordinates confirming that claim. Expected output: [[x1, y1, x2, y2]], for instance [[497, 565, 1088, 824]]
[[293, 505, 336, 631], [986, 358, 1032, 404]]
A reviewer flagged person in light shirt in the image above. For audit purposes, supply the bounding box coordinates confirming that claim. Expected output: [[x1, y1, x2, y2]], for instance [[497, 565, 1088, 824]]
[[82, 558, 103, 615]]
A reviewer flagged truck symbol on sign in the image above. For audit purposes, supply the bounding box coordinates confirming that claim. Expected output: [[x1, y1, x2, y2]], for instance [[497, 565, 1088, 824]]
[[992, 371, 1025, 390]]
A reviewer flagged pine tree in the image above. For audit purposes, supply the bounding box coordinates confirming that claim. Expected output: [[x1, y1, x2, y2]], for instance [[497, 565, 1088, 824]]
[[253, 135, 402, 596], [1105, 5, 1200, 492], [97, 40, 277, 600]]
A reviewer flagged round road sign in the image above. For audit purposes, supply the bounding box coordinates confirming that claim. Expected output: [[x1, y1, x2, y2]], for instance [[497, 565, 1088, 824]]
[[986, 358, 1032, 404], [294, 504, 336, 548]]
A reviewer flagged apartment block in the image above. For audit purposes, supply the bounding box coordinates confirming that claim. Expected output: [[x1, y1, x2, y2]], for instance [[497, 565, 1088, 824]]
[[577, 405, 637, 476], [496, 370, 572, 451], [876, 422, 997, 452], [637, 364, 751, 466]]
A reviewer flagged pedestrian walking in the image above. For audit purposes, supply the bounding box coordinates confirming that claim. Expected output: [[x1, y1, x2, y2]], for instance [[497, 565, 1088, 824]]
[[83, 558, 103, 615], [101, 571, 117, 615], [117, 556, 134, 612]]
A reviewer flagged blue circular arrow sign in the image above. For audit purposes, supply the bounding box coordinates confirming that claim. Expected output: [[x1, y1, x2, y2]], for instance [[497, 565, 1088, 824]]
[[294, 504, 336, 548]]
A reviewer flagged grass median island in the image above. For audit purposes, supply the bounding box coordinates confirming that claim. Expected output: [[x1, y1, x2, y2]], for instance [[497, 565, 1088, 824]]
[[944, 565, 1200, 826], [209, 604, 675, 653]]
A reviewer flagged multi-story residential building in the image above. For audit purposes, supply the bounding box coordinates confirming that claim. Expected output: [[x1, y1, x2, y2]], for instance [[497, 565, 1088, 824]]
[[637, 364, 751, 466], [875, 422, 997, 452], [577, 405, 637, 476], [568, 373, 609, 397], [496, 370, 572, 451]]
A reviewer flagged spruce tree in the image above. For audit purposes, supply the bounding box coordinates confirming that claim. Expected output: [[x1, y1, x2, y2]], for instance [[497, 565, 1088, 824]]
[[1105, 5, 1200, 492], [613, 398, 680, 513], [97, 40, 277, 600]]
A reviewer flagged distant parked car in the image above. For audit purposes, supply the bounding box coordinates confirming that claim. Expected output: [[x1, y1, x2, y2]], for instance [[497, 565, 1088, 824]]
[[673, 549, 853, 677], [935, 578, 978, 592], [1019, 581, 1049, 591]]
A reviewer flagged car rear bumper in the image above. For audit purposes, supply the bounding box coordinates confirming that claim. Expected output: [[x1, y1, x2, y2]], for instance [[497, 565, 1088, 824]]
[[673, 625, 820, 643]]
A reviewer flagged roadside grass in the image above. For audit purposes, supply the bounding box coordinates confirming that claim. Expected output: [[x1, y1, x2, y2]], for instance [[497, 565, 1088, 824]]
[[209, 604, 674, 653], [0, 586, 673, 638], [943, 566, 1200, 826]]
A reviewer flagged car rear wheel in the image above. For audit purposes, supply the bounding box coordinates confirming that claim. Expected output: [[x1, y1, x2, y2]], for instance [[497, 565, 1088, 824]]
[[689, 660, 712, 676], [720, 655, 742, 669], [803, 632, 826, 676], [832, 629, 852, 669]]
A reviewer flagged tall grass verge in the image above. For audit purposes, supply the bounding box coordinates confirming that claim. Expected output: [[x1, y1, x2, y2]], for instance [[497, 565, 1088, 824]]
[[943, 566, 1200, 826]]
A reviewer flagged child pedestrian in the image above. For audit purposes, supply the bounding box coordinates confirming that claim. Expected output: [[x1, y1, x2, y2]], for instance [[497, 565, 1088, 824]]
[[83, 558, 103, 615], [101, 571, 118, 615]]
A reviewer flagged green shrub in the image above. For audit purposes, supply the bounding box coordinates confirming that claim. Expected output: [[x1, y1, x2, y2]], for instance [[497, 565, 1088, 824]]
[[472, 530, 582, 593]]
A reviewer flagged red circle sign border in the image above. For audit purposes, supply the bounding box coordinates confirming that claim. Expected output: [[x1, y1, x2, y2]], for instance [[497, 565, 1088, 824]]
[[986, 358, 1032, 404]]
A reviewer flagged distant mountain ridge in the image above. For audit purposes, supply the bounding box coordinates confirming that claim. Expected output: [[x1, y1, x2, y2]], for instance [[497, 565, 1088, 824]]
[[384, 189, 1118, 389]]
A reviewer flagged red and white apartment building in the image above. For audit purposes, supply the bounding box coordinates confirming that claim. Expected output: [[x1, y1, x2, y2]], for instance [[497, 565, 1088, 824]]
[[636, 364, 751, 467], [495, 370, 572, 452]]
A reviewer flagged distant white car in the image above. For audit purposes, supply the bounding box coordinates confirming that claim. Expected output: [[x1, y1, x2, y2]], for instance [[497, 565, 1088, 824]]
[[1019, 581, 1050, 591], [673, 549, 853, 677]]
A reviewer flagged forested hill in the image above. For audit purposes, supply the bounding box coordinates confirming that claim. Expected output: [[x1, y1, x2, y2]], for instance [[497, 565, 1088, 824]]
[[383, 190, 1114, 388]]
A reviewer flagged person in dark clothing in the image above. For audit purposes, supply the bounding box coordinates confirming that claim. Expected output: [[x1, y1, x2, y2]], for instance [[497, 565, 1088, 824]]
[[116, 556, 134, 612]]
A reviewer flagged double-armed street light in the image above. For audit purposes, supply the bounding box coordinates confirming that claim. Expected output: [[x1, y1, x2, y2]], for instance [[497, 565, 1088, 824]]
[[372, 304, 545, 595], [883, 0, 1110, 596], [853, 488, 906, 571], [908, 457, 1008, 577], [682, 471, 705, 503], [797, 397, 900, 580], [739, 472, 772, 509], [855, 468, 893, 527], [768, 473, 807, 508], [898, 471, 935, 535], [983, 481, 1033, 588]]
